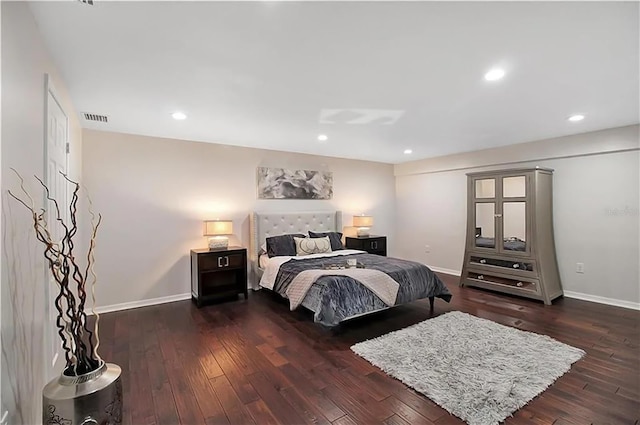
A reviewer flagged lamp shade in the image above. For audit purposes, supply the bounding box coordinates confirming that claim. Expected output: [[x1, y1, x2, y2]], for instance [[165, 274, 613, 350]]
[[203, 220, 233, 236], [353, 215, 373, 227]]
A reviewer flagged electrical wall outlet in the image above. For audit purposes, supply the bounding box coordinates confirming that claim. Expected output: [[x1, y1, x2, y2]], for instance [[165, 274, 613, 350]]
[[425, 245, 431, 253], [576, 262, 585, 274]]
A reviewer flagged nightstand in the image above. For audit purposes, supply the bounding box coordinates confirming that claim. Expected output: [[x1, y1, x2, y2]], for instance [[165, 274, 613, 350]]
[[190, 247, 247, 307], [345, 235, 387, 256]]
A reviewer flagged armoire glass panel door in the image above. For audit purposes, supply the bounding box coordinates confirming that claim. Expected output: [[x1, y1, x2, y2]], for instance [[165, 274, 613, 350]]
[[475, 179, 495, 198], [503, 176, 526, 198], [502, 202, 526, 252], [475, 203, 496, 249]]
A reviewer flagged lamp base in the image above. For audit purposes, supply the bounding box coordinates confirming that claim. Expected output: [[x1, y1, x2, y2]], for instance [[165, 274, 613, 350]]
[[356, 227, 371, 237], [208, 236, 229, 250]]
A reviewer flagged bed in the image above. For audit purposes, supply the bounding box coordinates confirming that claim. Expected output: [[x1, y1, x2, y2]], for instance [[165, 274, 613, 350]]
[[250, 211, 452, 326]]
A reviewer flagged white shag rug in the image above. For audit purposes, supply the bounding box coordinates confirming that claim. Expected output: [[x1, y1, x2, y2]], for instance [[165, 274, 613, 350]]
[[351, 311, 585, 425]]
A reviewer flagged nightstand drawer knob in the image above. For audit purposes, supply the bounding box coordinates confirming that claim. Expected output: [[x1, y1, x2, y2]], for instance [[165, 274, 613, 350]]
[[217, 256, 230, 267]]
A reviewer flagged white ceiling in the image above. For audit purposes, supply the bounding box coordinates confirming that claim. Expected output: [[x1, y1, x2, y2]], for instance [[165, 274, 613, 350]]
[[30, 1, 639, 164]]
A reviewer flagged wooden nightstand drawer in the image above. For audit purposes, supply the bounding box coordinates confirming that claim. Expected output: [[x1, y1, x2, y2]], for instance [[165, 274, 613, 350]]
[[345, 235, 387, 256], [199, 252, 244, 271]]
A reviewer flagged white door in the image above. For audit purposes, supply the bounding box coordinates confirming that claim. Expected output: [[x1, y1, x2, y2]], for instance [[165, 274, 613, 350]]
[[45, 80, 69, 375]]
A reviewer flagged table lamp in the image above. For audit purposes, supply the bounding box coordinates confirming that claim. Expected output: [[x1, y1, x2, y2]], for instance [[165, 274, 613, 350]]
[[353, 215, 373, 237], [203, 220, 233, 250]]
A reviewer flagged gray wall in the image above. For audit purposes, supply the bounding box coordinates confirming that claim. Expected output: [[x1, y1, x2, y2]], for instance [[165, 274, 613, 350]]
[[395, 125, 640, 306], [82, 129, 397, 309]]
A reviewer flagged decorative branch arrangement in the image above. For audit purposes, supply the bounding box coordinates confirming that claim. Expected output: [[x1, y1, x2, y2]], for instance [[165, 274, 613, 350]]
[[8, 169, 103, 376]]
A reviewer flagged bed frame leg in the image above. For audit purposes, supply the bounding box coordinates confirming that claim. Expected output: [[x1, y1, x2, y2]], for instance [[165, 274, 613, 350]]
[[429, 296, 435, 314]]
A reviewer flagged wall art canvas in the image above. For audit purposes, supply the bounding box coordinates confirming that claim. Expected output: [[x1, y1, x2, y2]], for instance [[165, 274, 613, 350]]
[[257, 167, 333, 199]]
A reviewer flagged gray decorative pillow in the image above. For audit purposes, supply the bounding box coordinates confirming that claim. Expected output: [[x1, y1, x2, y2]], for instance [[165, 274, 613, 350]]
[[309, 231, 344, 250], [294, 236, 332, 256], [266, 233, 306, 257]]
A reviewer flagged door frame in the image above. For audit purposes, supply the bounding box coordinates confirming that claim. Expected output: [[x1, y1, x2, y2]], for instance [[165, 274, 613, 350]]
[[43, 73, 70, 379]]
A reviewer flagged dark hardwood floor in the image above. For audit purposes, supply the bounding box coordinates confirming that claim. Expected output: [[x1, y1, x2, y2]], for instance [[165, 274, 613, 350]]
[[98, 274, 640, 425]]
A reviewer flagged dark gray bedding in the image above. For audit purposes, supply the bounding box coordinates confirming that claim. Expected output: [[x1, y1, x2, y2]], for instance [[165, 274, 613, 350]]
[[272, 253, 452, 326]]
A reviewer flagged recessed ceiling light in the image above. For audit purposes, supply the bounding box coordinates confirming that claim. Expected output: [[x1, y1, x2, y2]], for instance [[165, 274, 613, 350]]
[[172, 112, 187, 120], [317, 134, 328, 141], [568, 114, 585, 122], [484, 68, 505, 81], [404, 149, 413, 154]]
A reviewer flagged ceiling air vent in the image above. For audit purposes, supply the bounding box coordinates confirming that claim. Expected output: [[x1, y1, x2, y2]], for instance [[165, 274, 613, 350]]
[[83, 113, 108, 123]]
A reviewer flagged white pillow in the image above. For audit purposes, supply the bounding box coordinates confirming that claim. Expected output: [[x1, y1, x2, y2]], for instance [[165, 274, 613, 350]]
[[259, 254, 270, 269], [294, 236, 332, 256]]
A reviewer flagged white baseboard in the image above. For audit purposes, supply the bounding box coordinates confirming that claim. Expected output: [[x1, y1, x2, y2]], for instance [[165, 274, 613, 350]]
[[428, 266, 462, 277], [426, 265, 639, 311], [563, 291, 640, 311], [92, 292, 192, 314], [88, 286, 638, 314]]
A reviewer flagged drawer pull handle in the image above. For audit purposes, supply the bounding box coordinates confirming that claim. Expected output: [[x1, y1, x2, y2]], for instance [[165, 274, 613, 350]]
[[513, 264, 520, 269], [479, 259, 487, 264], [477, 275, 484, 280], [225, 256, 229, 267], [218, 257, 222, 268], [516, 281, 523, 287]]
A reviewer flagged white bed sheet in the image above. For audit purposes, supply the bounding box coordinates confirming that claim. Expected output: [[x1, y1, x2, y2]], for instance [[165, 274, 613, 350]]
[[259, 249, 365, 290]]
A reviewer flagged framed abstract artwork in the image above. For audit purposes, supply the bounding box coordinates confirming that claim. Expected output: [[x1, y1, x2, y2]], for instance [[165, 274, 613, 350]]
[[257, 167, 333, 199]]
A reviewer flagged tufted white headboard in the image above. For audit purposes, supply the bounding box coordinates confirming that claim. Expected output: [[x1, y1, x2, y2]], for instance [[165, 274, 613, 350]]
[[249, 211, 342, 277]]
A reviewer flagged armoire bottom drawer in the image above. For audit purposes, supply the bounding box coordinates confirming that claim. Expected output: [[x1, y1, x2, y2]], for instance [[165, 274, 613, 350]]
[[467, 271, 540, 294]]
